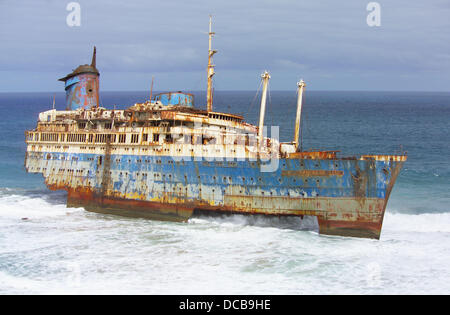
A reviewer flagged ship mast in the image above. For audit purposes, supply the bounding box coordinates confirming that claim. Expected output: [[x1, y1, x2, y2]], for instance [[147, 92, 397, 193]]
[[293, 79, 306, 151], [150, 76, 154, 102], [258, 71, 271, 145], [206, 15, 217, 112]]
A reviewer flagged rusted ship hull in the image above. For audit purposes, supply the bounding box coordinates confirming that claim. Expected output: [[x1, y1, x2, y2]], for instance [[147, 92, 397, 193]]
[[26, 149, 405, 239]]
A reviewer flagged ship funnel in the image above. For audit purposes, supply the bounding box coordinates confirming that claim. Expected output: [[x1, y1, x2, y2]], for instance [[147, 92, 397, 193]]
[[58, 46, 100, 110], [258, 71, 271, 145], [293, 79, 306, 151]]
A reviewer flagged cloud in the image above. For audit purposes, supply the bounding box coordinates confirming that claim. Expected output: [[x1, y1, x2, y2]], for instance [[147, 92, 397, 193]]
[[0, 0, 449, 91]]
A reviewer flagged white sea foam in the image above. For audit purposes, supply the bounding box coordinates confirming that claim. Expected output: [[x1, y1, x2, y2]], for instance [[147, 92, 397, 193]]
[[384, 211, 450, 233], [0, 193, 82, 221], [0, 271, 46, 294], [189, 214, 319, 231], [0, 193, 449, 294]]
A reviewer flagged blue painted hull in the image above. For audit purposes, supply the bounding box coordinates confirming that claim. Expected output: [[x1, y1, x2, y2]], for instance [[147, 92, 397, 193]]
[[26, 149, 405, 238]]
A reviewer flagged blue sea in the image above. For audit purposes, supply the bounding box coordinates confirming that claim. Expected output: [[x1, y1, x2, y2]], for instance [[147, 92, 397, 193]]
[[0, 90, 449, 294]]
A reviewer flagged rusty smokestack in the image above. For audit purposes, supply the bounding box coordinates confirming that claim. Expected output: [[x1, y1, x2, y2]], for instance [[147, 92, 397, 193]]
[[59, 47, 100, 110]]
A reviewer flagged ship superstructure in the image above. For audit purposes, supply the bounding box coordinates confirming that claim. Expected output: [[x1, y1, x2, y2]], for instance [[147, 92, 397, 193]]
[[25, 18, 407, 239]]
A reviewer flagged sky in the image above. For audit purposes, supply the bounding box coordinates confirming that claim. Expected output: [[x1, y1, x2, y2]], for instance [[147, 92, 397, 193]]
[[0, 0, 449, 92]]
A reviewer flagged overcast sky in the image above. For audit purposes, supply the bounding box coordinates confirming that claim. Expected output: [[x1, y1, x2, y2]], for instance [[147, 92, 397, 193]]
[[0, 0, 449, 92]]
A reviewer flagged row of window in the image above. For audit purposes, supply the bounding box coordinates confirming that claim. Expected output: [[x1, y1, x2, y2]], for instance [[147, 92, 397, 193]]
[[29, 132, 257, 146], [39, 133, 58, 142], [39, 165, 323, 189], [67, 134, 86, 143], [44, 173, 308, 197], [30, 133, 141, 144], [208, 113, 241, 123], [94, 134, 117, 143], [28, 152, 247, 167], [78, 122, 112, 130]]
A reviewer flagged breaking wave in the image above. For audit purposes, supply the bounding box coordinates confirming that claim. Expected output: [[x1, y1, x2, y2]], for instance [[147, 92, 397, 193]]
[[383, 211, 450, 233], [0, 190, 80, 221], [190, 213, 319, 231], [0, 189, 449, 234]]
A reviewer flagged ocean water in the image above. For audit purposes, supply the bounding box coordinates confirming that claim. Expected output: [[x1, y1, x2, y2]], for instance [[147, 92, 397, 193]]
[[0, 90, 449, 294]]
